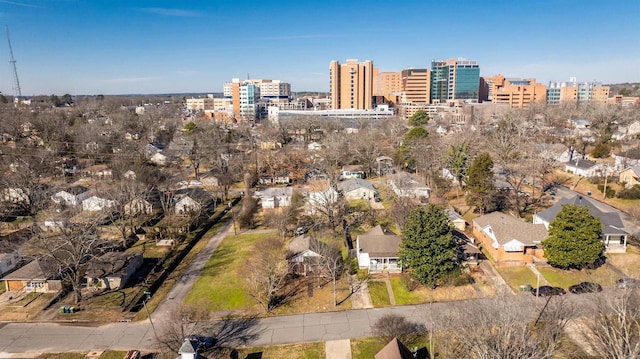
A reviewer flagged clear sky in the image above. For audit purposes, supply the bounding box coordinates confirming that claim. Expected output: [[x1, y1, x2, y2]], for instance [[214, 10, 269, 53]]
[[0, 0, 638, 95]]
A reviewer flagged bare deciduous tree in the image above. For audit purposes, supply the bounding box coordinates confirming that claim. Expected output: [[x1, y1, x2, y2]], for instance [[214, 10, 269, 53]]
[[581, 288, 640, 358], [243, 236, 289, 313], [445, 297, 573, 359]]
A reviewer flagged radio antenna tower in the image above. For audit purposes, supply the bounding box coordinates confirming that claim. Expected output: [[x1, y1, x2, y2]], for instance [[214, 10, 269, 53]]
[[6, 25, 22, 98]]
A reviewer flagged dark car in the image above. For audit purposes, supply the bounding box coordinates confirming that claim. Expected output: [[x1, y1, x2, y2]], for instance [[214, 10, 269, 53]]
[[616, 278, 640, 289], [569, 281, 603, 294], [373, 193, 381, 202], [186, 335, 216, 349], [531, 285, 566, 297]]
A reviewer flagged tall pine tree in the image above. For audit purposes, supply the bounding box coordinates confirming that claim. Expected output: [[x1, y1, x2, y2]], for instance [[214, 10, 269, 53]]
[[466, 153, 496, 214], [543, 204, 604, 269], [399, 204, 458, 288]]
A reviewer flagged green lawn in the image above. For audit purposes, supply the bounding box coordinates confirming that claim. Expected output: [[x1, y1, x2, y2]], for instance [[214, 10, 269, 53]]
[[98, 351, 127, 359], [235, 342, 324, 358], [389, 277, 424, 305], [538, 265, 620, 289], [185, 232, 265, 311], [351, 337, 431, 359], [34, 354, 85, 359], [496, 266, 538, 293], [368, 281, 391, 307]]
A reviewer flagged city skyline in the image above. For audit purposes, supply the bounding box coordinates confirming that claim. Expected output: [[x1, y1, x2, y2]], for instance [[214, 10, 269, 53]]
[[0, 0, 637, 95]]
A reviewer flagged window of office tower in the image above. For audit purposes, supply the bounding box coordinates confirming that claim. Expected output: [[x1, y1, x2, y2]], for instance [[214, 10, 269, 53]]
[[455, 66, 480, 100]]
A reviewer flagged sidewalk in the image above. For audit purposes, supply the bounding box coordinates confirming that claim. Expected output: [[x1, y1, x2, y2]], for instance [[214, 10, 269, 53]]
[[479, 261, 514, 295], [349, 275, 373, 309], [325, 339, 352, 359]]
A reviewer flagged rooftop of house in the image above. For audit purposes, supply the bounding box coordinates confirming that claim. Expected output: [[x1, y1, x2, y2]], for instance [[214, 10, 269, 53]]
[[375, 337, 414, 359], [357, 225, 402, 257], [566, 158, 597, 170], [535, 195, 627, 235], [474, 212, 548, 246], [338, 178, 375, 193], [84, 251, 142, 278], [287, 235, 338, 259]]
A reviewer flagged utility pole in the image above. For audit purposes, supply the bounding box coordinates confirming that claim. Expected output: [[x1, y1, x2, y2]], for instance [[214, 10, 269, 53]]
[[143, 290, 159, 342]]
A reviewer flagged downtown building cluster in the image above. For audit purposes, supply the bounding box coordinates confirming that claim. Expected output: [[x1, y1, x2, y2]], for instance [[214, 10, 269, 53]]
[[186, 57, 638, 123]]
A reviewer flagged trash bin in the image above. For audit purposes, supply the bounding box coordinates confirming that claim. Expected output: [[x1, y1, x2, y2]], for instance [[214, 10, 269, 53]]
[[587, 191, 591, 196], [69, 307, 75, 314], [520, 284, 532, 292], [60, 306, 66, 314], [63, 306, 70, 313]]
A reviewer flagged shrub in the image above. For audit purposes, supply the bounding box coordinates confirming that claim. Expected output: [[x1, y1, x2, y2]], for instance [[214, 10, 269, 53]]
[[617, 185, 640, 200], [400, 273, 420, 292], [597, 184, 616, 198], [348, 257, 359, 275], [439, 267, 473, 287], [591, 143, 611, 158]]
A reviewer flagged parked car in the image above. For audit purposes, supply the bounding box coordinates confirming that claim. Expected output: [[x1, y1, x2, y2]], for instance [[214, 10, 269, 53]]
[[373, 193, 381, 202], [616, 278, 640, 289], [186, 335, 216, 350], [530, 285, 566, 297], [295, 224, 311, 235], [569, 281, 603, 294]]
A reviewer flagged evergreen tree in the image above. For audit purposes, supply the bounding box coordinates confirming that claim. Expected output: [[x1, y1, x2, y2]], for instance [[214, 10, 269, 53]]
[[466, 153, 495, 214], [408, 110, 429, 126], [399, 204, 458, 288], [543, 204, 604, 269]]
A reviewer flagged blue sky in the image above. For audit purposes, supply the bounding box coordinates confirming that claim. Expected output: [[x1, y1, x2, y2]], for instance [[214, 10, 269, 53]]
[[0, 0, 638, 95]]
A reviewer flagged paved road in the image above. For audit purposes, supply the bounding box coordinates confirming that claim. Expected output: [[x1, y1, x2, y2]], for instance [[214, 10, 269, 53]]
[[1, 292, 605, 355]]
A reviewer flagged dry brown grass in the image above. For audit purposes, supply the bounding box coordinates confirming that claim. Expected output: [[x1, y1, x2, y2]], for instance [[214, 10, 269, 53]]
[[608, 245, 640, 278], [272, 275, 353, 315]]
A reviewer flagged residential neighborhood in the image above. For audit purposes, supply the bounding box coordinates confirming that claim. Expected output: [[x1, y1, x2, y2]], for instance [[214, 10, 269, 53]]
[[0, 1, 639, 358]]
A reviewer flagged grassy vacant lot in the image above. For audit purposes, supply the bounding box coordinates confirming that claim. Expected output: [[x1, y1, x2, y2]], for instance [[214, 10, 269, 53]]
[[538, 265, 620, 289], [496, 266, 539, 293], [368, 281, 391, 307], [235, 342, 325, 358], [185, 232, 261, 312], [97, 351, 127, 359]]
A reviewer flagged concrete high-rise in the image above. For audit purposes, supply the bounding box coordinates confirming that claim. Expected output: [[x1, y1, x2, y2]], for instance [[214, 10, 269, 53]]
[[547, 78, 610, 106], [480, 75, 547, 108], [430, 58, 480, 104], [374, 71, 402, 99], [330, 59, 374, 110], [401, 68, 431, 104]]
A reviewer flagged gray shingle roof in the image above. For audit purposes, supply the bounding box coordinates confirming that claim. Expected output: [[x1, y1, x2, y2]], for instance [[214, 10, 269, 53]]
[[338, 178, 375, 193], [357, 225, 401, 257], [535, 195, 627, 235], [566, 158, 597, 170], [473, 212, 547, 246]]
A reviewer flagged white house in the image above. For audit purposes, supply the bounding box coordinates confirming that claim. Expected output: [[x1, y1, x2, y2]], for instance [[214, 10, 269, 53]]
[[356, 225, 402, 272], [150, 152, 167, 166], [82, 196, 115, 212], [389, 172, 430, 200], [307, 179, 338, 214], [51, 186, 92, 206], [340, 165, 365, 180], [124, 198, 154, 216], [174, 196, 202, 215], [1, 188, 28, 205], [307, 142, 324, 151], [256, 187, 293, 209], [565, 158, 602, 178], [337, 178, 376, 201]]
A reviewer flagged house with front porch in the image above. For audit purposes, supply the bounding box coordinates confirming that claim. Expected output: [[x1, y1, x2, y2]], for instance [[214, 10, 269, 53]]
[[533, 195, 629, 252], [286, 235, 340, 276], [256, 187, 293, 209], [356, 225, 402, 272], [473, 212, 547, 266]]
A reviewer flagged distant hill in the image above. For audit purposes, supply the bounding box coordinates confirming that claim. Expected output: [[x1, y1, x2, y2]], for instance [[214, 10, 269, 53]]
[[606, 83, 640, 97]]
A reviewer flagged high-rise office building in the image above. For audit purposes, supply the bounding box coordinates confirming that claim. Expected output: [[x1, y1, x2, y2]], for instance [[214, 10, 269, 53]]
[[547, 78, 609, 106], [330, 59, 374, 110], [430, 58, 480, 104], [401, 68, 431, 104], [223, 78, 291, 121], [480, 75, 547, 108], [374, 71, 402, 99]]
